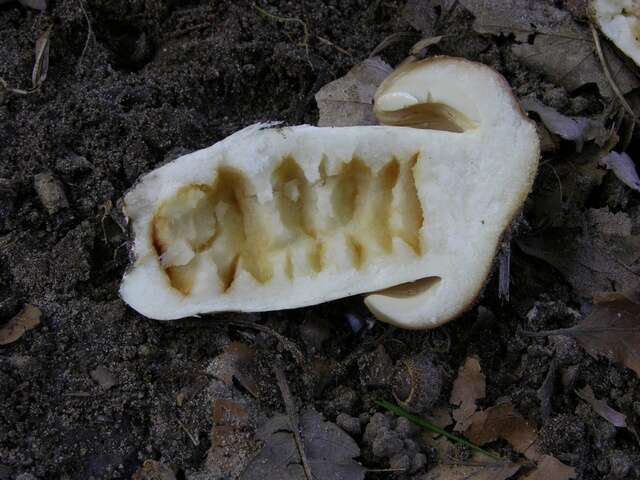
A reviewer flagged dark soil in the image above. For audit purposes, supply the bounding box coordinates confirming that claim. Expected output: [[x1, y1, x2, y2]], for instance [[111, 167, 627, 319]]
[[1, 1, 639, 479]]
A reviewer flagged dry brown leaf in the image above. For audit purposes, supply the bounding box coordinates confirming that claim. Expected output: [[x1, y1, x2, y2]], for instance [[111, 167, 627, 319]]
[[450, 356, 486, 431], [523, 455, 576, 480], [464, 403, 541, 461], [208, 399, 257, 478], [0, 304, 41, 345], [576, 385, 627, 427], [426, 405, 454, 429], [32, 27, 51, 89], [315, 57, 392, 127], [208, 342, 259, 397], [241, 409, 365, 480], [459, 0, 639, 98], [531, 297, 640, 377], [517, 208, 640, 299], [520, 97, 608, 151]]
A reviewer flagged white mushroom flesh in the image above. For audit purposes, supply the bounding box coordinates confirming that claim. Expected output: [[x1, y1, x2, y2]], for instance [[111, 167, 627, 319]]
[[120, 57, 540, 329]]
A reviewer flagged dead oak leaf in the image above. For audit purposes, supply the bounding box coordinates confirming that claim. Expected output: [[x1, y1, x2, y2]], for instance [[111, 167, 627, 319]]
[[517, 222, 640, 300], [450, 356, 486, 432], [240, 408, 365, 480], [459, 0, 639, 97], [208, 342, 259, 397], [522, 454, 576, 480], [532, 297, 640, 377], [315, 57, 392, 127], [576, 385, 627, 427], [0, 304, 41, 345], [464, 403, 541, 461]]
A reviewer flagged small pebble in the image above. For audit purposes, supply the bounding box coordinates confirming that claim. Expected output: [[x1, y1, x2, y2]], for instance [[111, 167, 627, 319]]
[[90, 366, 117, 390], [389, 453, 411, 471], [372, 430, 403, 457], [336, 413, 361, 436], [34, 172, 68, 214], [411, 453, 427, 473]]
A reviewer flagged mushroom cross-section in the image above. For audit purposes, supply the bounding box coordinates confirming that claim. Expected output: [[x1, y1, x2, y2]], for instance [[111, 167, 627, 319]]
[[591, 0, 640, 66], [120, 57, 540, 329]]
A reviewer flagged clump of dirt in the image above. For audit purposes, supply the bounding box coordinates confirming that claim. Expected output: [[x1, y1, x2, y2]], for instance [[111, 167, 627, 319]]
[[1, 1, 640, 479]]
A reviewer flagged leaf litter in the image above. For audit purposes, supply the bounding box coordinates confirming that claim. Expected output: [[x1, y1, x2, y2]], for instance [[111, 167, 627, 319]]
[[576, 385, 627, 428], [315, 56, 392, 127], [526, 295, 640, 376], [457, 0, 640, 98], [0, 304, 41, 345], [450, 356, 486, 432], [207, 342, 259, 397]]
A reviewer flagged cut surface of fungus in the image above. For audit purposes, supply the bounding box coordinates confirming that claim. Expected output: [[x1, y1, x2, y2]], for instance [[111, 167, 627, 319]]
[[120, 57, 539, 329], [592, 0, 640, 66]]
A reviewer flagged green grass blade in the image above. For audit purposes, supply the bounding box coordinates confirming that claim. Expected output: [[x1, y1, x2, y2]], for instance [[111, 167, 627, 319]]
[[376, 399, 500, 460]]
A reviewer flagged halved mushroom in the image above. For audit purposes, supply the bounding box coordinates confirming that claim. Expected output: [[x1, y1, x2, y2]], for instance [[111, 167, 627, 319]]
[[120, 57, 539, 329], [591, 0, 640, 66]]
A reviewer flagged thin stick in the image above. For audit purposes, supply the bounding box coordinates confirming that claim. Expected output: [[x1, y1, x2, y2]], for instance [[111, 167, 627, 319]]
[[223, 318, 305, 365], [77, 0, 94, 71], [590, 22, 637, 123], [177, 418, 200, 446], [254, 4, 311, 68], [274, 364, 313, 480], [316, 36, 351, 57]]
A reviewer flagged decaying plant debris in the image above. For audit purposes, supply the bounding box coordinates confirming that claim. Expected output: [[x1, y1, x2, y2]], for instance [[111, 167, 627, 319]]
[[2, 1, 640, 479]]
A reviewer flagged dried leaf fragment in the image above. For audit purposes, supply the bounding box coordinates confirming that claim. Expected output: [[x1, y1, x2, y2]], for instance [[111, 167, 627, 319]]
[[450, 356, 485, 431], [0, 304, 41, 345], [460, 0, 640, 97], [464, 403, 541, 461], [599, 151, 640, 191], [533, 297, 640, 376], [208, 342, 259, 397], [240, 409, 365, 480], [315, 57, 392, 127], [208, 399, 257, 478], [32, 27, 51, 89], [520, 97, 608, 151], [576, 385, 627, 427]]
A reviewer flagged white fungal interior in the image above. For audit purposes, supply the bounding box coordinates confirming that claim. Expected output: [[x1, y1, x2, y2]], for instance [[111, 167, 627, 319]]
[[592, 0, 640, 66], [120, 58, 540, 329]]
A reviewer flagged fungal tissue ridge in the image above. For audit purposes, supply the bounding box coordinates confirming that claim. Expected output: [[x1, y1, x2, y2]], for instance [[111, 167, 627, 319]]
[[151, 153, 425, 295]]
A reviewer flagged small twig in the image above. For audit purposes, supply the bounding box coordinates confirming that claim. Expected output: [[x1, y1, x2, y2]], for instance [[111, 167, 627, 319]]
[[254, 4, 312, 68], [366, 468, 407, 472], [176, 417, 200, 446], [590, 22, 637, 124], [77, 0, 94, 70], [274, 364, 313, 480], [368, 31, 416, 58], [498, 226, 512, 302], [523, 326, 640, 337], [223, 318, 305, 365], [316, 35, 351, 57]]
